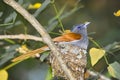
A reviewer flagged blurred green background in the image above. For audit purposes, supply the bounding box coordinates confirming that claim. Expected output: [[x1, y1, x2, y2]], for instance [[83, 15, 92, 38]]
[[0, 0, 120, 80]]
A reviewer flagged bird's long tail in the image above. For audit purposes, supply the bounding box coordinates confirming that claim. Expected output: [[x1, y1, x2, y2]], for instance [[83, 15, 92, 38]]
[[12, 32, 81, 62], [12, 46, 49, 62]]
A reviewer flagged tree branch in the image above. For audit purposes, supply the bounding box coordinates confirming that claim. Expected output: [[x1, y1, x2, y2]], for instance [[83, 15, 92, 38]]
[[3, 0, 75, 80], [0, 34, 42, 41]]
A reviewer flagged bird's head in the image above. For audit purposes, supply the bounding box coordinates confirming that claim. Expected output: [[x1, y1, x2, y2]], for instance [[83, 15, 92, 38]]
[[71, 22, 90, 34]]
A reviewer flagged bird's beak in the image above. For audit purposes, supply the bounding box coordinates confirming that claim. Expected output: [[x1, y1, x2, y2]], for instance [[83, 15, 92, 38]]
[[84, 22, 90, 28]]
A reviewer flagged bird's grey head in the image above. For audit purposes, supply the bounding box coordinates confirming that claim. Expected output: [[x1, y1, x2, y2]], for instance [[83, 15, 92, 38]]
[[70, 22, 90, 49], [71, 22, 90, 35]]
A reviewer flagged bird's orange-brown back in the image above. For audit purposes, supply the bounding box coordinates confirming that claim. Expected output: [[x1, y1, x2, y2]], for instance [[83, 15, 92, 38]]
[[53, 32, 82, 42]]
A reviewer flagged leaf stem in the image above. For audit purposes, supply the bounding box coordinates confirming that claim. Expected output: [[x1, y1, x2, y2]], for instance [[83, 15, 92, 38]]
[[104, 55, 109, 65], [89, 37, 101, 48], [51, 0, 64, 32], [4, 61, 22, 70]]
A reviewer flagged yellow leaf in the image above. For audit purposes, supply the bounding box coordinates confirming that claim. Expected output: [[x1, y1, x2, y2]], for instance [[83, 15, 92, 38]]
[[89, 48, 105, 66], [16, 44, 30, 54], [28, 3, 42, 9], [21, 45, 29, 51], [59, 29, 72, 35], [0, 70, 8, 80], [114, 10, 120, 17], [108, 65, 115, 77], [63, 30, 71, 34]]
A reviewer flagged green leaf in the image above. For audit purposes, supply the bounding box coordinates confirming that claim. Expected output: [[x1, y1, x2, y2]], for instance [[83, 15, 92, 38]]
[[0, 70, 8, 80], [0, 12, 17, 27], [0, 45, 20, 66], [89, 47, 105, 66], [0, 12, 3, 17], [104, 42, 120, 51], [4, 39, 16, 44], [45, 67, 52, 80], [108, 62, 120, 79], [40, 52, 49, 62]]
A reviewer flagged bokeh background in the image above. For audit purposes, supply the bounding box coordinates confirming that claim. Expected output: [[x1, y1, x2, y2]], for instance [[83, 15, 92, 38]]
[[0, 0, 120, 80]]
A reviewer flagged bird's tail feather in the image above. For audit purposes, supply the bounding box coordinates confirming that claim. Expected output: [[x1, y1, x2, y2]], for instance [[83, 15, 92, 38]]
[[12, 46, 49, 62]]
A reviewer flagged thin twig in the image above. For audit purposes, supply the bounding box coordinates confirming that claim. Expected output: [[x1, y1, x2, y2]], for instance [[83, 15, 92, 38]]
[[3, 0, 75, 80], [87, 70, 111, 80], [0, 34, 42, 41]]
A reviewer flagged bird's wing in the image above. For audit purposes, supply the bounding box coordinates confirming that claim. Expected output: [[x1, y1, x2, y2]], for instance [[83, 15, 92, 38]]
[[53, 32, 82, 42]]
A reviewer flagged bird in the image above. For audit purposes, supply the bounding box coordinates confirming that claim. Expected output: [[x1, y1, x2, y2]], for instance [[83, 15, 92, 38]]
[[12, 22, 90, 80], [12, 22, 90, 62]]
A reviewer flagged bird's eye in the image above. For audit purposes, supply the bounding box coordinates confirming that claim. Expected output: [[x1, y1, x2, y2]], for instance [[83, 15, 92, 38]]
[[77, 26, 81, 29]]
